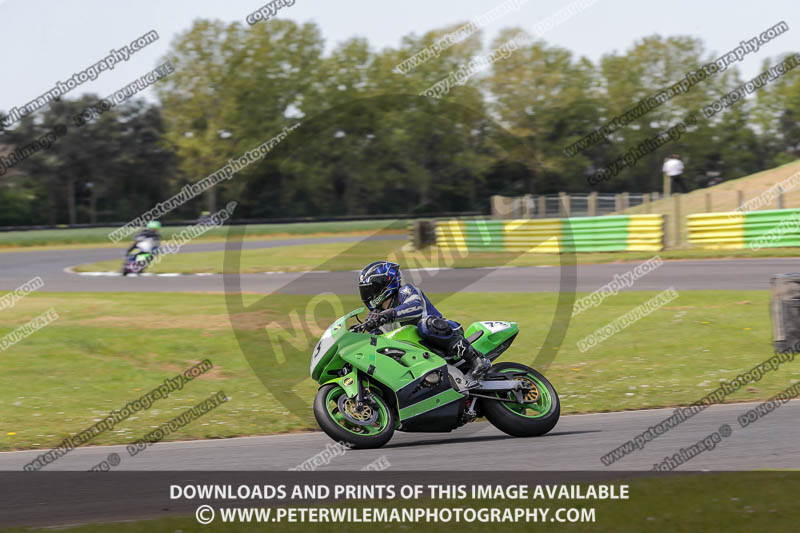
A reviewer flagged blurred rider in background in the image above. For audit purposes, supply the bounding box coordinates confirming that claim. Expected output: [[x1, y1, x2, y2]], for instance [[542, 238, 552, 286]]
[[126, 220, 162, 257]]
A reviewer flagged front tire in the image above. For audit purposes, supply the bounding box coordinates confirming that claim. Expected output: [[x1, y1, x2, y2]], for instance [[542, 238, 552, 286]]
[[482, 362, 560, 437], [313, 384, 395, 449]]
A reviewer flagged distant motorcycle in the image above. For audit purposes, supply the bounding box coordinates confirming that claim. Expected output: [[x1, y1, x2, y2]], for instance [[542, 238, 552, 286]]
[[310, 307, 560, 449], [121, 237, 157, 276]]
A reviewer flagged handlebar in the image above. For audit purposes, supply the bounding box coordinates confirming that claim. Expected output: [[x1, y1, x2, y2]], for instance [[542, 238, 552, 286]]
[[349, 321, 379, 334]]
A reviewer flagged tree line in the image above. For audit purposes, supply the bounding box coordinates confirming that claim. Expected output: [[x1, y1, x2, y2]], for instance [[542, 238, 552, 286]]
[[1, 18, 798, 226]]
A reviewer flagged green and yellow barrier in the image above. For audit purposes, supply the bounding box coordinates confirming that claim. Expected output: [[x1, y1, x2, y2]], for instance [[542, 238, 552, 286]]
[[435, 214, 663, 253], [688, 209, 800, 249]]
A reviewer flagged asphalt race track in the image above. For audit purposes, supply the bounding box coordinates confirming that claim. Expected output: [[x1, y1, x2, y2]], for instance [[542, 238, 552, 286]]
[[0, 400, 796, 471], [0, 234, 798, 293], [2, 237, 798, 478]]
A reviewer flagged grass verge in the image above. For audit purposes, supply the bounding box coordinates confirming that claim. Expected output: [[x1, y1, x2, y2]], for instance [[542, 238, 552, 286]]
[[626, 159, 800, 218], [0, 219, 406, 250], [624, 159, 800, 244], [71, 240, 800, 274], [0, 290, 794, 452]]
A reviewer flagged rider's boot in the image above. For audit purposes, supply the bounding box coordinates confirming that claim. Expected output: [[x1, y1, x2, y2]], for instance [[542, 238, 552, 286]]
[[450, 336, 491, 379]]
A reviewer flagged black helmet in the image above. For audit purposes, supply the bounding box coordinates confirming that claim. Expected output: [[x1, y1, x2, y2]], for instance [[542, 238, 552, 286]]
[[358, 261, 402, 310]]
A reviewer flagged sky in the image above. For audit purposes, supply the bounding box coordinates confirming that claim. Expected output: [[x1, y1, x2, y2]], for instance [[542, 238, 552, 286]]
[[0, 0, 797, 113]]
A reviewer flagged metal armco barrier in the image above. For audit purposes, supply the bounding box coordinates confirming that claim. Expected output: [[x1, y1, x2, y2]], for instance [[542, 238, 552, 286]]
[[433, 214, 664, 253], [688, 209, 800, 249]]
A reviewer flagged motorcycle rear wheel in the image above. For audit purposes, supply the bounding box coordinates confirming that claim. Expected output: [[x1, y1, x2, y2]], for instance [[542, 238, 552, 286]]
[[482, 362, 560, 437]]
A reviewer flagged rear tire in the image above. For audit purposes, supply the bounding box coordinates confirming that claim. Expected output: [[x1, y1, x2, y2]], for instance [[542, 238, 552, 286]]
[[482, 362, 560, 437], [313, 384, 395, 449]]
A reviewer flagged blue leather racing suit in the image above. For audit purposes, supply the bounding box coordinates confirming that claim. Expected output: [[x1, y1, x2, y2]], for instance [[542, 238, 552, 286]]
[[378, 283, 469, 357]]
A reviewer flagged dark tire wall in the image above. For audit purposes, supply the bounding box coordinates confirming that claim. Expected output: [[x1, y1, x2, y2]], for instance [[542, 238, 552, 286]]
[[481, 362, 560, 438]]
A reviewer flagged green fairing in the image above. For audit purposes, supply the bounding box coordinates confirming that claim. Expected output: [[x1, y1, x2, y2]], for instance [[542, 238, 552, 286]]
[[464, 321, 519, 356], [309, 307, 560, 448], [317, 323, 450, 415], [313, 310, 517, 421]]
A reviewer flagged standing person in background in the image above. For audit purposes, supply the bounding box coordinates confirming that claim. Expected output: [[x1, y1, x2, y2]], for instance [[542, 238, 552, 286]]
[[663, 154, 688, 193]]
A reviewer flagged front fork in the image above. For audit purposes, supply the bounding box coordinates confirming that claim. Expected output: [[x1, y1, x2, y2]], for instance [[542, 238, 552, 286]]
[[322, 369, 402, 428], [323, 368, 368, 408]]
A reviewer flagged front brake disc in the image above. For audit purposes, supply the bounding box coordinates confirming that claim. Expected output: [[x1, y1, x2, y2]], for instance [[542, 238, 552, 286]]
[[337, 395, 379, 426]]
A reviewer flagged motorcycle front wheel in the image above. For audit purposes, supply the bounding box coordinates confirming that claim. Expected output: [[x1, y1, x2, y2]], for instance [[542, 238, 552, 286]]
[[313, 384, 395, 449], [482, 362, 560, 437]]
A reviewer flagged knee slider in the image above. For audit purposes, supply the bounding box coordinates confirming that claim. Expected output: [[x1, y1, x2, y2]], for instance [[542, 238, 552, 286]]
[[426, 316, 452, 336]]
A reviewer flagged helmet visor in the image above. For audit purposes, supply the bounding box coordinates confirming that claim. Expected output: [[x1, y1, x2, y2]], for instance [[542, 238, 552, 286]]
[[359, 275, 388, 309]]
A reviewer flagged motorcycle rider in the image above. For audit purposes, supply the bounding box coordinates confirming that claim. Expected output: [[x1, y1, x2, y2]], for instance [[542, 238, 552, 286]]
[[126, 220, 161, 261], [357, 261, 491, 378]]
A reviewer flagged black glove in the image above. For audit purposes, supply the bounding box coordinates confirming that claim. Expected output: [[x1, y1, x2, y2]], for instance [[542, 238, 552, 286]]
[[363, 309, 395, 332], [376, 308, 395, 325]]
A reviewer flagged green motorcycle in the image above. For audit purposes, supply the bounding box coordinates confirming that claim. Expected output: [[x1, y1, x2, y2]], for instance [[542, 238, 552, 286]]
[[310, 307, 560, 449]]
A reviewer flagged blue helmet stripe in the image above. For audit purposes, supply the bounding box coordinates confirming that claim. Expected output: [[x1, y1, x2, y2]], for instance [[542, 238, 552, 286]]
[[359, 261, 402, 310]]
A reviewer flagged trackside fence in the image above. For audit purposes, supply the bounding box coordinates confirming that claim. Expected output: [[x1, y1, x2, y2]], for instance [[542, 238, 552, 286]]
[[688, 209, 800, 250], [430, 215, 664, 253]]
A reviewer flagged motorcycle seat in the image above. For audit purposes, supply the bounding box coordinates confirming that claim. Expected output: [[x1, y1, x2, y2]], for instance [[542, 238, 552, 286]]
[[466, 330, 484, 344]]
